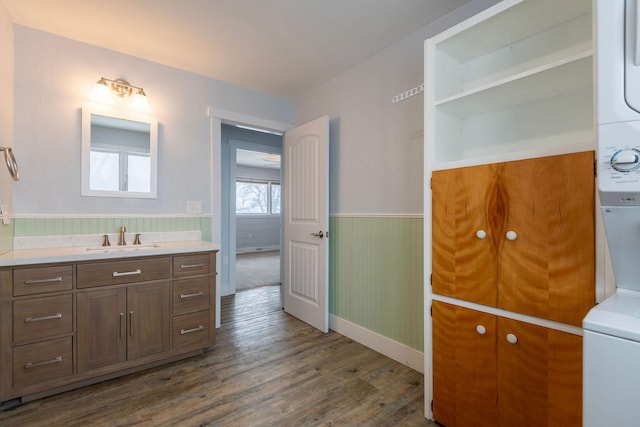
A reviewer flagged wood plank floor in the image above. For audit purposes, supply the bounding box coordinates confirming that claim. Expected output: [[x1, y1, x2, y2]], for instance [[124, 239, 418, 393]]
[[0, 285, 435, 426]]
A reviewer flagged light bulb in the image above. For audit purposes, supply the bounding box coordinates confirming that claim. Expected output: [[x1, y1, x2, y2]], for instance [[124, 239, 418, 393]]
[[131, 89, 151, 112], [91, 78, 112, 102]]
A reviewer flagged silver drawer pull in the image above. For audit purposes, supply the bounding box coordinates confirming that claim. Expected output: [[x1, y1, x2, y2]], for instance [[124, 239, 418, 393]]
[[180, 263, 205, 269], [24, 356, 62, 369], [25, 313, 62, 323], [180, 291, 204, 299], [180, 325, 204, 335], [24, 277, 63, 285], [112, 269, 142, 277]]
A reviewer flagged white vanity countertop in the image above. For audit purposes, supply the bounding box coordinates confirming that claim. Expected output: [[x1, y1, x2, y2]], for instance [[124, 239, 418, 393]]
[[0, 240, 221, 266]]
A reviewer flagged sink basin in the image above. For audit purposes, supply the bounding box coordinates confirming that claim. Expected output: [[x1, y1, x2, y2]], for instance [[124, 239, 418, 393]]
[[85, 243, 159, 253]]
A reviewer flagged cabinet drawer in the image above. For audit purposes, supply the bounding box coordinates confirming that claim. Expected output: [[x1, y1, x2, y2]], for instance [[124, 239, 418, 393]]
[[13, 265, 73, 296], [14, 294, 73, 343], [173, 311, 210, 349], [13, 337, 73, 389], [173, 254, 210, 278], [173, 277, 210, 314], [77, 257, 171, 288]]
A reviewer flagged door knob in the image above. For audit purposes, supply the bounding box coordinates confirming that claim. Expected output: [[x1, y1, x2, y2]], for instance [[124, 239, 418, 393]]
[[476, 325, 486, 335], [506, 230, 518, 241], [476, 230, 487, 239], [506, 333, 518, 344], [311, 231, 324, 238]]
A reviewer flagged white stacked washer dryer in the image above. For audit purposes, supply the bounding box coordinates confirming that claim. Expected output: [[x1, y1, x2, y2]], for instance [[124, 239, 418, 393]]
[[585, 1, 640, 425]]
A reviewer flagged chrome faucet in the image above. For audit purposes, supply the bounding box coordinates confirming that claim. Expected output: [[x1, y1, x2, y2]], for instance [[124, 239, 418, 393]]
[[118, 225, 126, 246]]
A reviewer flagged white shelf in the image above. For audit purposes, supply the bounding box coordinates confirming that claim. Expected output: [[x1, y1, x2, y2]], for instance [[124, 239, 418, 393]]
[[435, 52, 592, 118], [426, 0, 594, 169], [433, 0, 591, 63]]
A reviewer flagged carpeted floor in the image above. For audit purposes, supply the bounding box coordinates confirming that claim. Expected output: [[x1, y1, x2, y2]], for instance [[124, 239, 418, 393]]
[[235, 250, 280, 290]]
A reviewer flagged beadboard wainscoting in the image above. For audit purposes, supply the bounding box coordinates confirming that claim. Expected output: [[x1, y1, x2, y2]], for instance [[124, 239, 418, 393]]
[[13, 215, 213, 242], [0, 221, 13, 255], [329, 215, 424, 373]]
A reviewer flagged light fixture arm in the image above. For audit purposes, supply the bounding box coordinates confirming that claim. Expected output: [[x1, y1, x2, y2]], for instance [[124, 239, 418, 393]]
[[97, 77, 144, 98]]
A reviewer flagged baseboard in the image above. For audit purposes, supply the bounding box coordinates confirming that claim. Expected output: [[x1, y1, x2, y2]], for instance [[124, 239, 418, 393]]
[[236, 246, 280, 254], [329, 314, 424, 374]]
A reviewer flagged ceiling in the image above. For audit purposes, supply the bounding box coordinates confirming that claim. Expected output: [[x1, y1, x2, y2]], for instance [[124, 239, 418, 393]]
[[237, 149, 281, 170], [1, 0, 471, 97]]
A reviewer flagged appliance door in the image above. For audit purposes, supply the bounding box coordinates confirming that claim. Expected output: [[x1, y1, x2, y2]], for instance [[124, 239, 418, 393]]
[[584, 330, 640, 426]]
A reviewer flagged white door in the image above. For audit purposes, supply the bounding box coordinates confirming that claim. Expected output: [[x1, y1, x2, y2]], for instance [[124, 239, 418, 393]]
[[283, 116, 330, 332]]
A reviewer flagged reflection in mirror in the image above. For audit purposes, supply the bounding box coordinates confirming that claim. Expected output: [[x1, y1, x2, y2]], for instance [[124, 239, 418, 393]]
[[81, 108, 158, 198]]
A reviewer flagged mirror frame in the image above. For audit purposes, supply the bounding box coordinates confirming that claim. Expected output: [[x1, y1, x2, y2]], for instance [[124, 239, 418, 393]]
[[81, 107, 158, 199]]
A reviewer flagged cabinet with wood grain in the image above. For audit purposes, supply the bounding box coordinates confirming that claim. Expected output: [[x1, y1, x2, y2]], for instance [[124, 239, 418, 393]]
[[431, 152, 595, 327], [432, 301, 582, 427], [0, 249, 217, 406]]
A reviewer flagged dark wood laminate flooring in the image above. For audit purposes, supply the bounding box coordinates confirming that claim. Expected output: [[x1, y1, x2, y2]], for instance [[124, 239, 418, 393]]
[[0, 285, 434, 426]]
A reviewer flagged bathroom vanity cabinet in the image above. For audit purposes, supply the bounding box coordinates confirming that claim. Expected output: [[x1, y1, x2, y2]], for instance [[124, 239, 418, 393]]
[[0, 248, 217, 405]]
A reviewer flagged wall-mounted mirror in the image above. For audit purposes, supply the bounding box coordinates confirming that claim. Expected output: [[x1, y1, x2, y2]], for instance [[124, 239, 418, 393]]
[[81, 108, 158, 198]]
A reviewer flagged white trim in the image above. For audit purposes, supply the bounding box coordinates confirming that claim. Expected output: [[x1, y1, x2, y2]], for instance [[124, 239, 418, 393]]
[[330, 213, 423, 219], [213, 108, 294, 133], [13, 213, 213, 219], [431, 294, 584, 336], [329, 314, 424, 374]]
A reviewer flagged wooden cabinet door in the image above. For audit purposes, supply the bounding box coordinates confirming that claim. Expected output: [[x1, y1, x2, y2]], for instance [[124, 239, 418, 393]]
[[77, 288, 126, 373], [432, 301, 498, 427], [498, 152, 595, 326], [432, 165, 499, 306], [498, 318, 582, 427], [126, 282, 170, 360]]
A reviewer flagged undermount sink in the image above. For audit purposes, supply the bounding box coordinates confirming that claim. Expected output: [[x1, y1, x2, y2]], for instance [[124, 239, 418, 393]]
[[85, 243, 159, 252]]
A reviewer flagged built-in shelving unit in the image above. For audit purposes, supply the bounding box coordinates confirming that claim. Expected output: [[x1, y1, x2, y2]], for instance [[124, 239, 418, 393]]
[[423, 0, 595, 422], [425, 0, 594, 170]]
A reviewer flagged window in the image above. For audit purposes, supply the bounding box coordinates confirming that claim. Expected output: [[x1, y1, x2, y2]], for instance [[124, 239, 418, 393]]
[[236, 179, 280, 215], [89, 148, 151, 192]]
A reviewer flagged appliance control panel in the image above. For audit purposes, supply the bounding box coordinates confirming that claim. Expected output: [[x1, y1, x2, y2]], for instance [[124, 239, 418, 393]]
[[598, 121, 640, 205]]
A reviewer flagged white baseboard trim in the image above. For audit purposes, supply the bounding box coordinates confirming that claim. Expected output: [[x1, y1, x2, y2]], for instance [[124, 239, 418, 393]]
[[329, 314, 424, 374]]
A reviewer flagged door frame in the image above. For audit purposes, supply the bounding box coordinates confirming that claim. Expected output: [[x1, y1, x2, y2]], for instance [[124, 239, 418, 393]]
[[211, 108, 292, 328]]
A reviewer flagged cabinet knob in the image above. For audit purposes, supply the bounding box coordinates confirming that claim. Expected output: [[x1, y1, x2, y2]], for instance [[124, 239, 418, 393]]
[[505, 230, 518, 241], [476, 230, 487, 239], [476, 325, 486, 335], [506, 333, 518, 344]]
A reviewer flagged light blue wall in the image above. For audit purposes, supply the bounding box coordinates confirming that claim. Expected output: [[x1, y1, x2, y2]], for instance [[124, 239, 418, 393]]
[[0, 4, 14, 253], [12, 26, 292, 221], [294, 0, 499, 349]]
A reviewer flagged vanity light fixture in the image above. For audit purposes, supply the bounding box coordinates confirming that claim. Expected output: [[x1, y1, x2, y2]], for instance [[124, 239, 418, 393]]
[[92, 77, 151, 112]]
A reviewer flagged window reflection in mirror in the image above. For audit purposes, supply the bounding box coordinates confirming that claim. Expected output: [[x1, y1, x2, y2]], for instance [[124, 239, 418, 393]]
[[81, 108, 157, 198]]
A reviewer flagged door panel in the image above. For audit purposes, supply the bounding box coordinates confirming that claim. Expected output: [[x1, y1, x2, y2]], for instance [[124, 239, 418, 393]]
[[432, 301, 498, 427], [283, 116, 329, 332], [498, 152, 595, 326], [77, 288, 126, 373], [432, 164, 499, 306], [127, 282, 170, 360], [497, 318, 582, 427], [498, 318, 548, 427]]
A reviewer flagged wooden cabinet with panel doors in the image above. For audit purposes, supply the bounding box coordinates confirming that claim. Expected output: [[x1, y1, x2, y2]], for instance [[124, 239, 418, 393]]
[[432, 301, 583, 427], [431, 151, 595, 327], [0, 250, 217, 406]]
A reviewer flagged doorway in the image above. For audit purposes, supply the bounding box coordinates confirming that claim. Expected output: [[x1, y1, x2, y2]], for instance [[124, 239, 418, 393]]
[[234, 148, 282, 291], [219, 124, 283, 324]]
